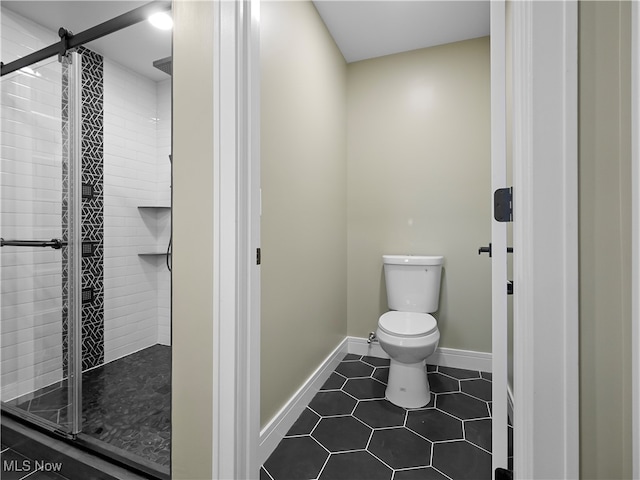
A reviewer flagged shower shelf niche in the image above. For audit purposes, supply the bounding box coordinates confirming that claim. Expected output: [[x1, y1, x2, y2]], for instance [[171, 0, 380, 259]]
[[137, 206, 171, 256]]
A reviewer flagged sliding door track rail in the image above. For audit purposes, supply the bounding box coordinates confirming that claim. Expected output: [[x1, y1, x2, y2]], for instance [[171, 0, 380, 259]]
[[0, 0, 170, 77]]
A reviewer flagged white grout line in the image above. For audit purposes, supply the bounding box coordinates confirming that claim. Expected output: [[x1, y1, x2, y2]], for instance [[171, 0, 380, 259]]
[[432, 464, 455, 480], [314, 452, 331, 480], [311, 435, 331, 455], [364, 427, 374, 450], [431, 438, 465, 445], [366, 448, 396, 474], [466, 437, 492, 456], [461, 417, 467, 440], [429, 439, 435, 467], [406, 426, 434, 444], [260, 467, 275, 480]]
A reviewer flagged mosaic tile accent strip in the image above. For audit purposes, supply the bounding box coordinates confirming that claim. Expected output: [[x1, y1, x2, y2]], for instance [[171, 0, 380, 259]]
[[62, 54, 70, 377], [79, 47, 105, 371], [261, 356, 513, 480], [62, 47, 105, 374]]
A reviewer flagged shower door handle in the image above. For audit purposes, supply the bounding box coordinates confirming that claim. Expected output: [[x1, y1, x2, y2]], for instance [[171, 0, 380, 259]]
[[0, 238, 66, 249]]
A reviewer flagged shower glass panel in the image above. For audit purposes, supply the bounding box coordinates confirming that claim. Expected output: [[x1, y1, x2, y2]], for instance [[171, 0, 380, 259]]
[[0, 53, 82, 435]]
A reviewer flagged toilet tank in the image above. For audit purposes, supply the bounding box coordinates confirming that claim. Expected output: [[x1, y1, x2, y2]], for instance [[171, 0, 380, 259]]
[[383, 255, 444, 313]]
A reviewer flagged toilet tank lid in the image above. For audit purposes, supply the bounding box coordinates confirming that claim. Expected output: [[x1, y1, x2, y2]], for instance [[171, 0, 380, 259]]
[[383, 255, 444, 266]]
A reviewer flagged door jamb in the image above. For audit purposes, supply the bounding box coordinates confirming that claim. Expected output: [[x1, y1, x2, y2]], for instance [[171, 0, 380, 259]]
[[211, 0, 261, 478], [511, 1, 579, 478]]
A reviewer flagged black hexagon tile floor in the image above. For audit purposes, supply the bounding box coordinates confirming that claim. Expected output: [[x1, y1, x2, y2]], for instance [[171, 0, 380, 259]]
[[261, 354, 513, 480]]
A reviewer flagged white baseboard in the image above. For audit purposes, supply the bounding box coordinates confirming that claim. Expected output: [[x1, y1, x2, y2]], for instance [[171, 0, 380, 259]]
[[429, 346, 493, 373], [259, 338, 348, 465], [347, 336, 493, 373], [346, 336, 389, 359]]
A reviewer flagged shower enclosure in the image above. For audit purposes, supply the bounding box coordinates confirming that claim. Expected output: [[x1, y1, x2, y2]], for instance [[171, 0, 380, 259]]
[[1, 52, 83, 434], [0, 2, 171, 478]]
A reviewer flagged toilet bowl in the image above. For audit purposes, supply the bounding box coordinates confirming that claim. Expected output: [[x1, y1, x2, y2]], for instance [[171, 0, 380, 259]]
[[376, 254, 444, 409], [376, 311, 439, 408]]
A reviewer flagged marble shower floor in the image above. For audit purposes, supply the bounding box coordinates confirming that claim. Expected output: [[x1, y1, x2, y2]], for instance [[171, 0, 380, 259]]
[[261, 354, 512, 480], [6, 344, 171, 467]]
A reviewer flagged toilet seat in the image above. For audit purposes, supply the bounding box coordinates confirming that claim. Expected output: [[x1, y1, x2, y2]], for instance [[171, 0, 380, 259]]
[[378, 311, 438, 337]]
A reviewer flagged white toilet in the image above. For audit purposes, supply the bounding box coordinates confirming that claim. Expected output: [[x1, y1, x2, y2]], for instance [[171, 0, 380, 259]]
[[376, 254, 444, 409]]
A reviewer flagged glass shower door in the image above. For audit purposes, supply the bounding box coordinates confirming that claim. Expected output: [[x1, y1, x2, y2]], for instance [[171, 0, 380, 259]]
[[0, 53, 82, 436]]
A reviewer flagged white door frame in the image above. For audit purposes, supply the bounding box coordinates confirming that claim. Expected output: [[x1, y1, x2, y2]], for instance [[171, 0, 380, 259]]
[[208, 0, 580, 478], [511, 1, 579, 479], [210, 0, 261, 478], [632, 2, 640, 478]]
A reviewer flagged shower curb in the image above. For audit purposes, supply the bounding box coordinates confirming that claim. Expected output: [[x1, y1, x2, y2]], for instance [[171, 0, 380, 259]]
[[1, 413, 150, 480]]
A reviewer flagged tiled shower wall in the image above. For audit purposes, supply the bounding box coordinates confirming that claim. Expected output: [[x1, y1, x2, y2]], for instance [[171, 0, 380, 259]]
[[0, 7, 171, 399], [103, 60, 171, 361], [0, 9, 63, 400]]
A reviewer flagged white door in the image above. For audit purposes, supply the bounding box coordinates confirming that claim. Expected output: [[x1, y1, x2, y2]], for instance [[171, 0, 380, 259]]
[[489, 0, 510, 476]]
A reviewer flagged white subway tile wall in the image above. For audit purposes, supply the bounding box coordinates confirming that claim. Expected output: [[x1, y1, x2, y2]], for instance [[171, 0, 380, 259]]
[[1, 9, 64, 401], [1, 7, 171, 399]]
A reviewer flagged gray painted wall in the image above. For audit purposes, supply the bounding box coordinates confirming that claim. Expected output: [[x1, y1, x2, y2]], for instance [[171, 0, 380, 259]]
[[346, 37, 492, 351], [171, 1, 214, 477], [260, 0, 348, 428]]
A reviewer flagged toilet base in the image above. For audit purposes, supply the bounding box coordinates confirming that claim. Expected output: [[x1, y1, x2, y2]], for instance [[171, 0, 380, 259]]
[[385, 359, 431, 409]]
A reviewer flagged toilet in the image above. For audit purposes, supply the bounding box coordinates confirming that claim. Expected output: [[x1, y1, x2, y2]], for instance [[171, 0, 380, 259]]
[[376, 254, 444, 409]]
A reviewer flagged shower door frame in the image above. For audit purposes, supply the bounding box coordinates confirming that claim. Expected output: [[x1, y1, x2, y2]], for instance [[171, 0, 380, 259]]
[[0, 51, 83, 438], [67, 50, 84, 437]]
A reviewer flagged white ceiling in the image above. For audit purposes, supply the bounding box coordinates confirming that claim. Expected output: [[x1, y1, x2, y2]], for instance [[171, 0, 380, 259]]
[[1, 1, 490, 81], [313, 1, 490, 63]]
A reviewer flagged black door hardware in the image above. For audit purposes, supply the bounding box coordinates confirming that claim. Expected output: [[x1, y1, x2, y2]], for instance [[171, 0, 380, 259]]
[[478, 243, 513, 257], [494, 187, 513, 222], [0, 238, 65, 249], [495, 468, 513, 480]]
